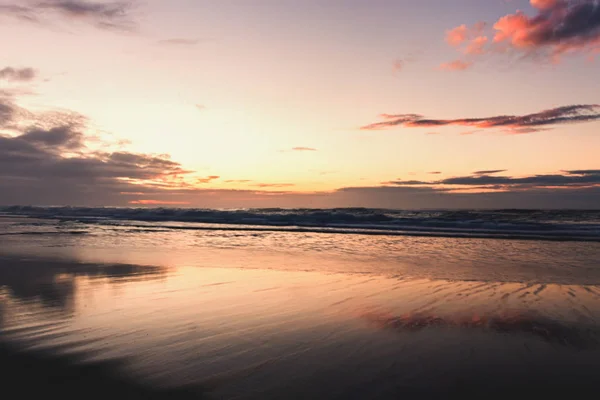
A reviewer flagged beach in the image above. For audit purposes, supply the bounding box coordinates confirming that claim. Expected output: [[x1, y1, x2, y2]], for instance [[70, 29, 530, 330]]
[[1, 210, 600, 398]]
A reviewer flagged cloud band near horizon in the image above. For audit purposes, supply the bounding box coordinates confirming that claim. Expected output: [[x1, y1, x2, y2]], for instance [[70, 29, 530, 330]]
[[361, 104, 600, 134]]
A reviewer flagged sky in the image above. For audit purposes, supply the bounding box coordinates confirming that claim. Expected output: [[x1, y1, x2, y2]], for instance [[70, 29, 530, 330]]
[[1, 0, 600, 208]]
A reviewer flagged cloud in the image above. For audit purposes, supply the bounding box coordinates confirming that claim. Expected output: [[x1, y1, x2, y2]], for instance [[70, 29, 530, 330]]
[[291, 147, 317, 152], [465, 36, 489, 55], [439, 59, 473, 71], [196, 175, 220, 184], [564, 169, 600, 175], [158, 38, 200, 46], [392, 59, 404, 73], [446, 22, 487, 46], [0, 67, 37, 82], [0, 95, 199, 207], [224, 179, 252, 183], [361, 104, 600, 133], [429, 171, 442, 175], [446, 0, 600, 64], [252, 183, 296, 188], [446, 24, 470, 46], [474, 169, 507, 175], [386, 170, 600, 189], [0, 1, 136, 32], [381, 179, 431, 186]]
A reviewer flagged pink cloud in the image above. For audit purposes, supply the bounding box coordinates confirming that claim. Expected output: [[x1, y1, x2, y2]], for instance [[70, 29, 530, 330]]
[[443, 1, 600, 64], [445, 22, 487, 47], [446, 24, 469, 46], [465, 36, 489, 55], [439, 59, 473, 71], [392, 59, 404, 72]]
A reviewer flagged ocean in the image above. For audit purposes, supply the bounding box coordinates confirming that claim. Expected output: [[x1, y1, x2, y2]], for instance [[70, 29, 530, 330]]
[[1, 207, 600, 398]]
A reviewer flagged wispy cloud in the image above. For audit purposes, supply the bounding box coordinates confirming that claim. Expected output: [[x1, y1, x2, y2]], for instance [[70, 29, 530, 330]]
[[196, 175, 220, 184], [392, 59, 404, 73], [439, 59, 473, 71], [291, 147, 317, 152], [474, 169, 507, 175], [253, 183, 296, 188], [224, 179, 252, 183], [361, 104, 600, 133], [158, 38, 200, 46], [0, 1, 137, 32], [0, 67, 37, 82]]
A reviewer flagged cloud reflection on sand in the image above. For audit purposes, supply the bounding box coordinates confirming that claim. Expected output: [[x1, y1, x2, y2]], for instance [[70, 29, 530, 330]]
[[363, 310, 600, 349]]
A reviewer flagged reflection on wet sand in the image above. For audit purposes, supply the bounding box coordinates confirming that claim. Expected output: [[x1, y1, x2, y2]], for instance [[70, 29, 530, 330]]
[[0, 257, 207, 398], [2, 254, 600, 398], [0, 256, 169, 312]]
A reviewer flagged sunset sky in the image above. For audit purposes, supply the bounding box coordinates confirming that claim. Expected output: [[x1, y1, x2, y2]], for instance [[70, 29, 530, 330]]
[[1, 0, 600, 208]]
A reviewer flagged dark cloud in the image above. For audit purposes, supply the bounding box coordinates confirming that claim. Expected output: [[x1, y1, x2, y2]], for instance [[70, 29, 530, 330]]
[[19, 126, 85, 151], [0, 97, 194, 206], [0, 67, 37, 82], [361, 104, 600, 133], [474, 169, 507, 175], [429, 171, 442, 175], [0, 1, 136, 31], [381, 180, 430, 186], [332, 185, 600, 209], [0, 102, 15, 127], [564, 169, 600, 175], [387, 170, 600, 189]]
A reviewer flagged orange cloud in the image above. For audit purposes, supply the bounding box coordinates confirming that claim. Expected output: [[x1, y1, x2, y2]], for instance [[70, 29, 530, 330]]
[[196, 175, 220, 184], [439, 59, 473, 71], [530, 0, 560, 10]]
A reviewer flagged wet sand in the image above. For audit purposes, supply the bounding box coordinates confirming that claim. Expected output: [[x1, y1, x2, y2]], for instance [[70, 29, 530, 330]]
[[2, 253, 600, 398]]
